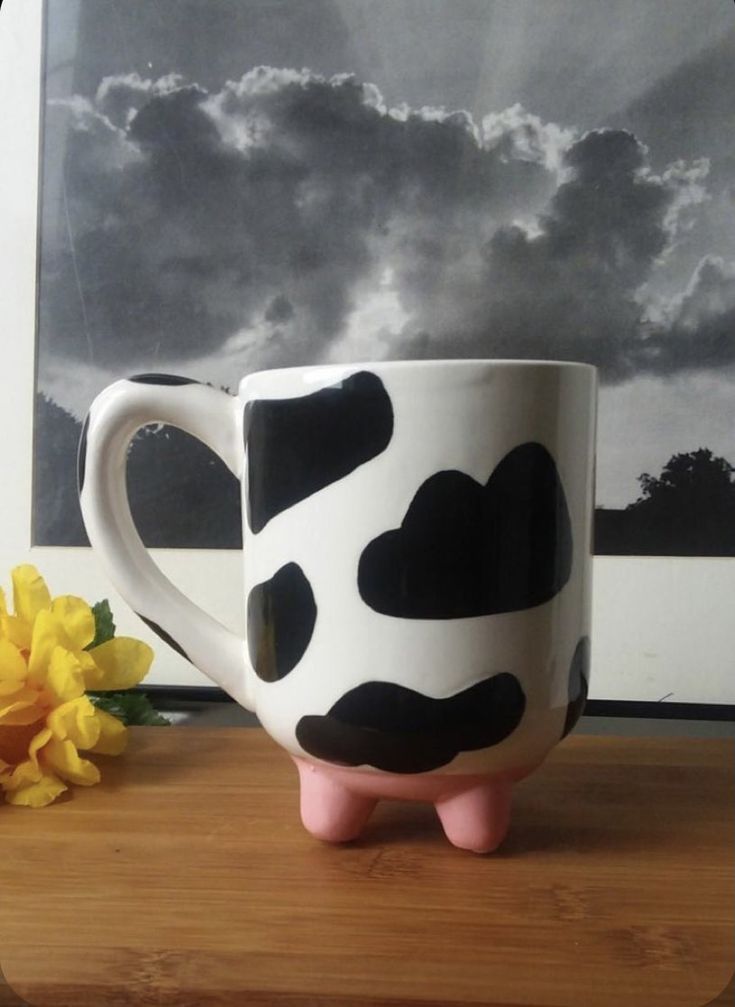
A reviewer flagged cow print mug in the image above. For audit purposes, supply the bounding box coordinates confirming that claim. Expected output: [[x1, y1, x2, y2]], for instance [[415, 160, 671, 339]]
[[79, 360, 597, 853]]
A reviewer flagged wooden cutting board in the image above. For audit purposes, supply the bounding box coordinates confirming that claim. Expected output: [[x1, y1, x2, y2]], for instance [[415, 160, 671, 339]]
[[0, 728, 732, 1006]]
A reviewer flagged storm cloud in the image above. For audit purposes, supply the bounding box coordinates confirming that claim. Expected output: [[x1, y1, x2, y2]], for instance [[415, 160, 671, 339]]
[[639, 255, 735, 376], [43, 67, 731, 385]]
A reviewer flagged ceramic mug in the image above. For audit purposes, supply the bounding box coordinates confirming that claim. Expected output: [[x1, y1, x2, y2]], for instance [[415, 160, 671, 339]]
[[79, 360, 597, 852]]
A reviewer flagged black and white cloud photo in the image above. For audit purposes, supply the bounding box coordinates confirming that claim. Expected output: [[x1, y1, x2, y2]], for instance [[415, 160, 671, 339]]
[[35, 0, 735, 554]]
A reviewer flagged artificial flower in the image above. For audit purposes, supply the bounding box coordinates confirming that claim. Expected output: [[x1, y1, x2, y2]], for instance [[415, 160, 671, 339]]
[[0, 565, 153, 807]]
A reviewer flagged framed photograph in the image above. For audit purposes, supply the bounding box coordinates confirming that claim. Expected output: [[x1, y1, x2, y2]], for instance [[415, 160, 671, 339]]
[[2, 0, 734, 711]]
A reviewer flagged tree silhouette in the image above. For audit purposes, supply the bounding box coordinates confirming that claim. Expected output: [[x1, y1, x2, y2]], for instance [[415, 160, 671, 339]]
[[126, 422, 241, 548], [33, 391, 241, 549], [630, 449, 735, 511], [35, 393, 735, 558], [33, 393, 89, 545], [620, 448, 735, 555]]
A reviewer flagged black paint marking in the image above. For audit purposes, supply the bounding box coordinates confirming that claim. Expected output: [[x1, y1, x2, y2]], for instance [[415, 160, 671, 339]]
[[248, 563, 317, 682], [562, 636, 590, 738], [77, 412, 90, 495], [295, 673, 526, 774], [358, 442, 573, 619], [128, 373, 199, 386], [137, 614, 192, 663], [244, 370, 393, 533]]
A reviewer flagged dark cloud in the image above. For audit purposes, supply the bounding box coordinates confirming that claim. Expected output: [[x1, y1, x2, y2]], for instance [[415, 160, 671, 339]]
[[398, 128, 718, 382], [637, 256, 735, 376], [41, 69, 556, 372], [264, 294, 294, 324], [613, 29, 735, 180], [42, 68, 730, 383], [667, 256, 735, 332], [609, 29, 735, 310]]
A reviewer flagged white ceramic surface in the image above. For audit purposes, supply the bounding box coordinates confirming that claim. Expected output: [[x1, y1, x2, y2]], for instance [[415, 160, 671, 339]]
[[79, 360, 597, 778]]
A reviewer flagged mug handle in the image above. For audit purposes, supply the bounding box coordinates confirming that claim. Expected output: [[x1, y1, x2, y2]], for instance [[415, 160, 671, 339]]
[[78, 374, 254, 711]]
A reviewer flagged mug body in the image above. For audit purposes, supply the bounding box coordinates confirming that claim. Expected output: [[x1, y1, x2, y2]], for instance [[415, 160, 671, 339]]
[[241, 359, 596, 778]]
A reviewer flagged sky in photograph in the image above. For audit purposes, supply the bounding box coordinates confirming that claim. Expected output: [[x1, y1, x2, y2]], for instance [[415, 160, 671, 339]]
[[38, 0, 735, 506]]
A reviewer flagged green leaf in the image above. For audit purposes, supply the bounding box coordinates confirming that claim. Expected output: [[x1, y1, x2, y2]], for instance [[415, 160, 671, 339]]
[[87, 599, 116, 650], [89, 691, 170, 726]]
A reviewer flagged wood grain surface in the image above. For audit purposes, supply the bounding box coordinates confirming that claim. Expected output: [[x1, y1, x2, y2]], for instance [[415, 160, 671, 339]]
[[0, 728, 732, 1007]]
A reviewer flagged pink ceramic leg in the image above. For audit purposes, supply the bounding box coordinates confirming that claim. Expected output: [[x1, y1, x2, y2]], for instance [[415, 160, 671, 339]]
[[434, 779, 512, 854], [296, 760, 377, 843]]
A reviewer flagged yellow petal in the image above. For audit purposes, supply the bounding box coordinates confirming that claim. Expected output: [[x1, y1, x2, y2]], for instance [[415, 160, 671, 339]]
[[5, 755, 41, 788], [85, 637, 154, 691], [47, 696, 101, 750], [27, 609, 59, 684], [1, 613, 32, 651], [50, 596, 96, 651], [77, 650, 99, 673], [12, 565, 51, 623], [45, 647, 86, 704], [3, 771, 67, 807], [89, 707, 128, 756], [0, 586, 6, 617], [0, 692, 44, 726], [2, 726, 52, 786], [0, 639, 27, 696], [42, 738, 101, 786], [29, 725, 53, 763]]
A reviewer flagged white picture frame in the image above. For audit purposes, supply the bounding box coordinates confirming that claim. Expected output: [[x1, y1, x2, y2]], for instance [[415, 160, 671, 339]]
[[1, 0, 733, 707]]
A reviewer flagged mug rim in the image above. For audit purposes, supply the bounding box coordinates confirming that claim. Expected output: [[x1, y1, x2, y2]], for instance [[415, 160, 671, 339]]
[[240, 358, 597, 389]]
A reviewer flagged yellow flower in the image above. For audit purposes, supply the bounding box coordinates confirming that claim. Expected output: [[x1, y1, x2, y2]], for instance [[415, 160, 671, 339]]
[[0, 565, 153, 807]]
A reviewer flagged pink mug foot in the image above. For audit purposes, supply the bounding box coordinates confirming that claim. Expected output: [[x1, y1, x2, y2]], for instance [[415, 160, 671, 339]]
[[434, 779, 512, 854], [295, 759, 377, 843]]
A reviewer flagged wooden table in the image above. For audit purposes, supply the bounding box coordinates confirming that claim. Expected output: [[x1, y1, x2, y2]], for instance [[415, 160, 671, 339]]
[[1, 728, 732, 1007]]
